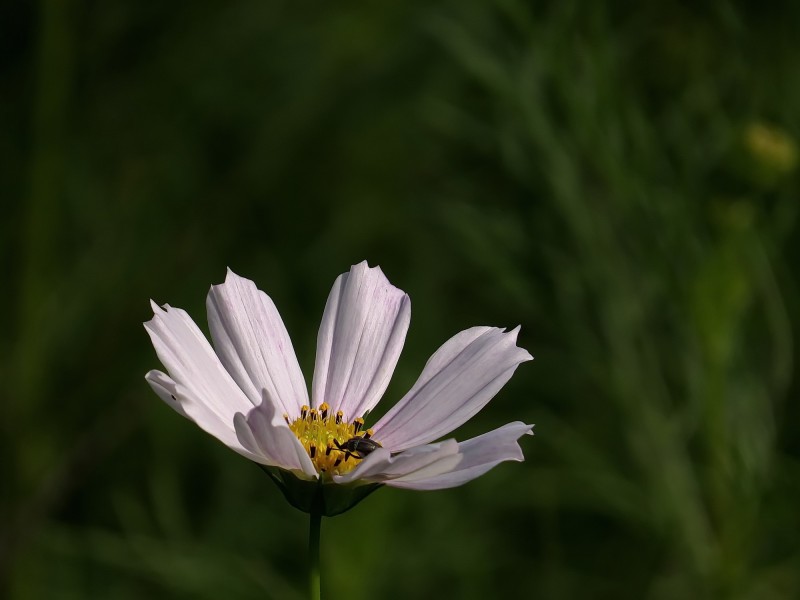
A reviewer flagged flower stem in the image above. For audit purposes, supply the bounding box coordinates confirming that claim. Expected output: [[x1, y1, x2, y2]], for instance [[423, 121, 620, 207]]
[[309, 507, 322, 600]]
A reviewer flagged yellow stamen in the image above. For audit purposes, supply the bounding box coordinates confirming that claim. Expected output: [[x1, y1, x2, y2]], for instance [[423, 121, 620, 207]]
[[288, 406, 376, 476]]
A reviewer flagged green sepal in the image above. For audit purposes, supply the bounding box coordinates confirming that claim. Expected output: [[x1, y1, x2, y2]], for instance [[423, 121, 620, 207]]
[[260, 466, 383, 517]]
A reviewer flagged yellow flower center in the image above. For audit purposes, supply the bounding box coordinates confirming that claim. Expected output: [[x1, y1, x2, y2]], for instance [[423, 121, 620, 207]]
[[286, 403, 378, 476]]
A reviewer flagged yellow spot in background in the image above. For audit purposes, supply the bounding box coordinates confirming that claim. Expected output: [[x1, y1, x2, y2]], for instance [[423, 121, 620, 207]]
[[744, 122, 798, 175]]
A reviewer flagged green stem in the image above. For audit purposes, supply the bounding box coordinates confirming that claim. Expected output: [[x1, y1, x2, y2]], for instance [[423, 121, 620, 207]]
[[309, 507, 322, 600]]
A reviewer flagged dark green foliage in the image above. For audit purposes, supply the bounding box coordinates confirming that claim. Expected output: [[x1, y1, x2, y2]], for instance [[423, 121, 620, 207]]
[[2, 0, 799, 598]]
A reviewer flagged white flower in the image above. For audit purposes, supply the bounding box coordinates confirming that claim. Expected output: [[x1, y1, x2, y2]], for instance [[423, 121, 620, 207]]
[[145, 262, 533, 507]]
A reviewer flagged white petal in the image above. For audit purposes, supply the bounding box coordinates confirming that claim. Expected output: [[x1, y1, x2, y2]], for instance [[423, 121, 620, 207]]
[[146, 370, 261, 461], [372, 326, 532, 451], [144, 304, 256, 456], [312, 261, 411, 418], [332, 439, 461, 485], [385, 422, 533, 490], [233, 391, 318, 478], [207, 269, 309, 418], [145, 369, 188, 418]]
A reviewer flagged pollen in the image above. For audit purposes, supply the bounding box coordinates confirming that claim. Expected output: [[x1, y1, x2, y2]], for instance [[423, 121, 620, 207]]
[[288, 405, 372, 476]]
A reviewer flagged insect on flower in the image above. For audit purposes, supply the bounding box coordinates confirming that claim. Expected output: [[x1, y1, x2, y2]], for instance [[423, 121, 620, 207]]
[[333, 434, 382, 461], [144, 261, 534, 515]]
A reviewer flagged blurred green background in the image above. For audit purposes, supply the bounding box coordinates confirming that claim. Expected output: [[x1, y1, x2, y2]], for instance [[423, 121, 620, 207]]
[[3, 0, 800, 598]]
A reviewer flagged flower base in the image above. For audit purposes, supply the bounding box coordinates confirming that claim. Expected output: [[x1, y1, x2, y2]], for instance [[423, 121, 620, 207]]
[[261, 466, 383, 517]]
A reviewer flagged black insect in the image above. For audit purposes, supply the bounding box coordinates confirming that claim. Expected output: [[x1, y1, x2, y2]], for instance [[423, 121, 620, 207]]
[[333, 436, 382, 461]]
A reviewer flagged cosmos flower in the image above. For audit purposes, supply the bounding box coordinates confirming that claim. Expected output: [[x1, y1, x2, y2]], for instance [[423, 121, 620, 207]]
[[145, 262, 533, 514]]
